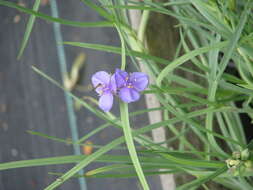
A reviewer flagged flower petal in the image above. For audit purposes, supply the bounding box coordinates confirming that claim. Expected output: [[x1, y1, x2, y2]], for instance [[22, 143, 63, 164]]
[[119, 87, 140, 103], [109, 74, 117, 93], [115, 68, 128, 88], [99, 93, 113, 112], [130, 72, 149, 91], [91, 71, 111, 87]]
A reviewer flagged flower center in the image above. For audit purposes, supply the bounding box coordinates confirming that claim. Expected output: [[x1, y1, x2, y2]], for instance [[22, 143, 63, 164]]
[[103, 86, 110, 92], [96, 84, 111, 96], [125, 77, 134, 88]]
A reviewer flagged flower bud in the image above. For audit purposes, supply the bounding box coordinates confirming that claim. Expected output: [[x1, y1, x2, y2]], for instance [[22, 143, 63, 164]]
[[230, 159, 240, 167], [232, 151, 241, 159], [226, 159, 240, 167], [244, 160, 252, 168], [241, 149, 250, 161]]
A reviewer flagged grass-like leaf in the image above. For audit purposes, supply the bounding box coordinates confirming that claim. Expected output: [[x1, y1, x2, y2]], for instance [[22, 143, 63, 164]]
[[156, 41, 228, 87], [0, 1, 112, 28], [43, 138, 125, 190], [190, 0, 232, 37], [160, 153, 224, 168], [63, 41, 171, 66], [120, 102, 150, 190], [17, 0, 41, 59], [177, 166, 227, 190]]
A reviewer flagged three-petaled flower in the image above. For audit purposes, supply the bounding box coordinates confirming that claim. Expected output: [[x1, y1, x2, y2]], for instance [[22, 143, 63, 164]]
[[91, 69, 149, 112], [91, 71, 116, 112], [115, 69, 149, 103]]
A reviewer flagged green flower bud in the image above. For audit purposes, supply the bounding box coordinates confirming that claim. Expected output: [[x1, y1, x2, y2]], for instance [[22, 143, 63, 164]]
[[244, 160, 252, 168], [230, 160, 240, 166], [232, 151, 241, 159], [241, 149, 250, 161], [226, 159, 240, 168]]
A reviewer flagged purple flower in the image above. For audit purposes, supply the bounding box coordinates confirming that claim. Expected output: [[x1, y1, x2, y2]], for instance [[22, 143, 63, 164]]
[[115, 68, 149, 103], [91, 71, 116, 112]]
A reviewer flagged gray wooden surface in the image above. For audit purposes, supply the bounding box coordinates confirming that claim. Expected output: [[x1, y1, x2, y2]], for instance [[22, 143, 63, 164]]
[[0, 0, 161, 189]]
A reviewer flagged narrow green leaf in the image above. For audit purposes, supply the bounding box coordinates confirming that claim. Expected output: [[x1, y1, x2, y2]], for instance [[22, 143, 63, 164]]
[[0, 153, 177, 172], [104, 2, 217, 34], [27, 130, 68, 144], [216, 1, 252, 80], [120, 102, 150, 190], [17, 0, 41, 59], [160, 153, 224, 168], [85, 164, 129, 176], [49, 170, 176, 178], [0, 1, 112, 28], [63, 41, 170, 66], [156, 41, 228, 87], [154, 93, 244, 148], [43, 138, 124, 190], [177, 166, 227, 190], [80, 0, 113, 20], [190, 0, 231, 37], [220, 81, 253, 95], [76, 123, 110, 144]]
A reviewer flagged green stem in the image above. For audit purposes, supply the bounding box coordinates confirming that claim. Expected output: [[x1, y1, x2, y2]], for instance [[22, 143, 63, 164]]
[[206, 80, 228, 159], [137, 9, 150, 44], [120, 102, 150, 190], [116, 19, 149, 190]]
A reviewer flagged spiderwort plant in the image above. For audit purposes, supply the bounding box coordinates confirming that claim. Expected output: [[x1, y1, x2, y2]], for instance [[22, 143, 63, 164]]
[[92, 69, 149, 111], [1, 0, 253, 189]]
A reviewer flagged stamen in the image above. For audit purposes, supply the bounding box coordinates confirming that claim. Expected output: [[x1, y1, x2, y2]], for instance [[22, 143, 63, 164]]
[[98, 89, 103, 95], [93, 83, 102, 90]]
